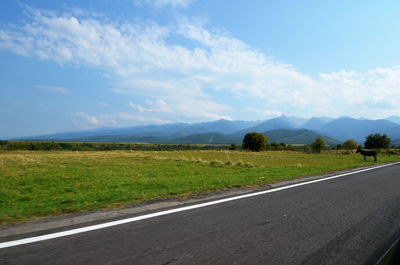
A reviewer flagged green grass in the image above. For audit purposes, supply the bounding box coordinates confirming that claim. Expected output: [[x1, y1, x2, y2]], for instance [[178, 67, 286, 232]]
[[0, 150, 399, 225]]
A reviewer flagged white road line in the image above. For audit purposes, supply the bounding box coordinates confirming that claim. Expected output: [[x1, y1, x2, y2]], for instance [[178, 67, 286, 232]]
[[1, 162, 399, 249]]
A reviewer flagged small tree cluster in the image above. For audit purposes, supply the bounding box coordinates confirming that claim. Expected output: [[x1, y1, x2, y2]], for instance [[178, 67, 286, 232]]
[[311, 137, 325, 153], [229, 143, 238, 150], [364, 134, 391, 149], [342, 139, 358, 150], [269, 142, 294, 150], [242, 132, 267, 152]]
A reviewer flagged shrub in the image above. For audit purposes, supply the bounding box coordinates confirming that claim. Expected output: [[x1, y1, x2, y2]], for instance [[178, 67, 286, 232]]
[[242, 132, 267, 152]]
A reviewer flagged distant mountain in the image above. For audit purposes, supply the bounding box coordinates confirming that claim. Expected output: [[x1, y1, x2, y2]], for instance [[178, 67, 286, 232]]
[[70, 132, 238, 144], [18, 119, 259, 141], [14, 116, 400, 146], [231, 116, 306, 138], [389, 131, 400, 142], [301, 117, 328, 131], [165, 119, 260, 138], [172, 133, 236, 144], [318, 117, 400, 143], [69, 135, 170, 143], [16, 124, 186, 141], [68, 129, 342, 146], [264, 129, 341, 146], [17, 127, 123, 141], [386, 116, 400, 124], [317, 117, 335, 123], [392, 139, 400, 147]]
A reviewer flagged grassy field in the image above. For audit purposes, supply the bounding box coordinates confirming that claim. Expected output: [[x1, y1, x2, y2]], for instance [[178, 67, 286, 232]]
[[1, 150, 399, 225]]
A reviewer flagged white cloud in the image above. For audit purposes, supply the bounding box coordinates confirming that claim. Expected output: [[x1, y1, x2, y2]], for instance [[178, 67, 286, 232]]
[[128, 102, 148, 112], [1, 5, 400, 123], [75, 112, 99, 125], [135, 0, 194, 9], [98, 102, 111, 107], [37, 85, 71, 94], [74, 111, 168, 128], [317, 67, 400, 117], [246, 108, 282, 118], [128, 98, 231, 121]]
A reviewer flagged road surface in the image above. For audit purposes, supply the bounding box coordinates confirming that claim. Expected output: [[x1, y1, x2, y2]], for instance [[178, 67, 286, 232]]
[[1, 163, 400, 265]]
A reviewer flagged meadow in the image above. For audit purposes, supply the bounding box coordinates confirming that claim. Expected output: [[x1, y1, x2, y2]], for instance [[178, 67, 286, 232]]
[[1, 150, 399, 225]]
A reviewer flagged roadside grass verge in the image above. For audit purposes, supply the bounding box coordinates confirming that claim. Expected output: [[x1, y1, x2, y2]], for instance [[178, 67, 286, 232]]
[[1, 150, 399, 225]]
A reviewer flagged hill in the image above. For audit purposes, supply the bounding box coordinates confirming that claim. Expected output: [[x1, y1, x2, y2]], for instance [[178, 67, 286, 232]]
[[392, 138, 400, 147], [63, 129, 342, 147], [172, 133, 236, 144], [230, 116, 306, 139], [264, 129, 341, 146]]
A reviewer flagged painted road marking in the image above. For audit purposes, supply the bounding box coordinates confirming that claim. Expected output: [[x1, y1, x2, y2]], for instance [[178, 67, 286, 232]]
[[1, 162, 399, 249]]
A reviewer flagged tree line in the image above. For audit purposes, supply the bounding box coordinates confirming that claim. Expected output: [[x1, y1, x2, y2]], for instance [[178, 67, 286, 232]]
[[0, 141, 232, 151], [0, 133, 394, 152], [242, 132, 394, 153]]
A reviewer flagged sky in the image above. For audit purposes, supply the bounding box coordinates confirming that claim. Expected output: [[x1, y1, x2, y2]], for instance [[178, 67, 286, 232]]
[[1, 0, 400, 138]]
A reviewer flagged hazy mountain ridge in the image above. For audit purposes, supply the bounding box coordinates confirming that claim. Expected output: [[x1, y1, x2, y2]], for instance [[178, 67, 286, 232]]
[[14, 115, 400, 146], [301, 117, 328, 131], [263, 129, 341, 146], [317, 117, 400, 142]]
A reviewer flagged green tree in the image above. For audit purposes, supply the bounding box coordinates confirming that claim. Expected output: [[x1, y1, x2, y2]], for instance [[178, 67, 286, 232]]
[[311, 137, 325, 153], [242, 132, 267, 152], [342, 139, 358, 150], [364, 133, 391, 149], [279, 142, 286, 150], [269, 142, 279, 150], [229, 143, 238, 150]]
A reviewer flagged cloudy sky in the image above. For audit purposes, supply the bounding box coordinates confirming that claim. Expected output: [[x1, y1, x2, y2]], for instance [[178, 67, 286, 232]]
[[1, 0, 400, 138]]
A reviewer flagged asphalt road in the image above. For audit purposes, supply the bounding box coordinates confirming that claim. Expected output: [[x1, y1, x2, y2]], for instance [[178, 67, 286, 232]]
[[1, 163, 400, 265]]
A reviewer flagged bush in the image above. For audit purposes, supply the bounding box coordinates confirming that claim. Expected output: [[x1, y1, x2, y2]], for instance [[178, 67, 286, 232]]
[[342, 139, 358, 150], [242, 132, 267, 152], [364, 134, 391, 149], [311, 137, 325, 153]]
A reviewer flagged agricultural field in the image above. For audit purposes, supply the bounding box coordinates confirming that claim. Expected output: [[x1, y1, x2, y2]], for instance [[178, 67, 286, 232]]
[[1, 150, 399, 226]]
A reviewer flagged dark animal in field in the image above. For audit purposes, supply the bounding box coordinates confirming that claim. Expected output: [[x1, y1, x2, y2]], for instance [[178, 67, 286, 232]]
[[356, 147, 377, 162]]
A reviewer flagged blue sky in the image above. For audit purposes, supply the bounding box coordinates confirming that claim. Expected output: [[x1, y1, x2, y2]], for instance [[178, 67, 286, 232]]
[[1, 0, 400, 138]]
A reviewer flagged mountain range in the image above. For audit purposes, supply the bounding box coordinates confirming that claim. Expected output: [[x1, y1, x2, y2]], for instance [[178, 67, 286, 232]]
[[14, 116, 400, 147]]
